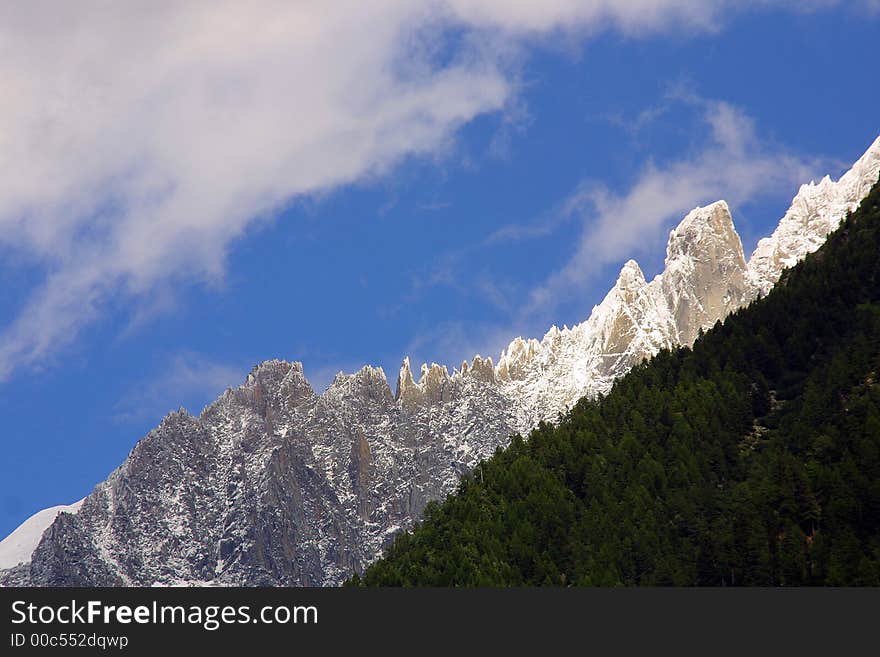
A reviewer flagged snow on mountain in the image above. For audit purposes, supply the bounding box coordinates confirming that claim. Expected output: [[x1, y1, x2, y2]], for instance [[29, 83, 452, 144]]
[[0, 500, 84, 571], [497, 200, 752, 427], [495, 137, 880, 428], [3, 136, 878, 587], [749, 135, 880, 296]]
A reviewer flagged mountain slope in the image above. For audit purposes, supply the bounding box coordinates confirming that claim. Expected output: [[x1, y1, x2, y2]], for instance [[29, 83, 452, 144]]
[[2, 136, 878, 587], [357, 173, 880, 586], [0, 500, 84, 571]]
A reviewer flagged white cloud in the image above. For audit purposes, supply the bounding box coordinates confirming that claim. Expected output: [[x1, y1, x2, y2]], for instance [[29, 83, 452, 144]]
[[0, 2, 508, 379], [524, 96, 827, 315], [442, 0, 733, 34], [0, 1, 844, 379]]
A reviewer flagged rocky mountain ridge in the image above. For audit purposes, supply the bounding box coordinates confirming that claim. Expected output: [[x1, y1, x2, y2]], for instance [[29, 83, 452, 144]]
[[2, 135, 878, 587]]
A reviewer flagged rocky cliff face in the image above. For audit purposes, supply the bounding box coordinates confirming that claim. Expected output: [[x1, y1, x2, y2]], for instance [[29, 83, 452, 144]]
[[3, 360, 516, 586], [3, 136, 879, 587], [749, 136, 880, 296], [495, 200, 752, 426]]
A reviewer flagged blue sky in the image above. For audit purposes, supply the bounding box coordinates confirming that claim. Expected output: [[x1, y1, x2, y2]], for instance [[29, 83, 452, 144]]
[[1, 2, 879, 538]]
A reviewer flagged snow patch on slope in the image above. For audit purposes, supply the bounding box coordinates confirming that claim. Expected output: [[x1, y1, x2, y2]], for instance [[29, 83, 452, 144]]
[[0, 500, 84, 570]]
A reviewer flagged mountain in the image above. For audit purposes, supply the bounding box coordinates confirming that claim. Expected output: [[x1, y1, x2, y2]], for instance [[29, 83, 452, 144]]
[[497, 199, 751, 426], [0, 500, 83, 571], [749, 140, 880, 296], [357, 171, 880, 586], [2, 136, 878, 587]]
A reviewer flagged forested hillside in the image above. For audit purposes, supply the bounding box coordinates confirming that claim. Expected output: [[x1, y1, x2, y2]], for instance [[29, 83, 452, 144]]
[[355, 176, 880, 586]]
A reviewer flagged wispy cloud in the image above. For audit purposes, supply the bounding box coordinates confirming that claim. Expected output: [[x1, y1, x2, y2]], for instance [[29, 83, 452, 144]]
[[485, 190, 585, 245], [406, 84, 852, 373], [113, 352, 246, 425], [0, 1, 857, 381], [0, 2, 512, 380], [408, 245, 522, 316], [522, 94, 829, 315], [401, 89, 836, 367]]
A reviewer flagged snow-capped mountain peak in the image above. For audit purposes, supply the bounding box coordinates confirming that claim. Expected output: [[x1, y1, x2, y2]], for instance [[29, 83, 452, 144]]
[[749, 135, 880, 296], [4, 136, 878, 588]]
